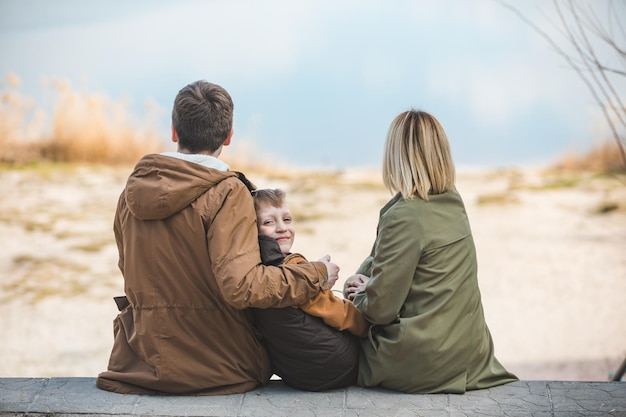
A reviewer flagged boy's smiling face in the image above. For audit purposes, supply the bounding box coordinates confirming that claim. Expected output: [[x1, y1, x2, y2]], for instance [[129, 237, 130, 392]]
[[256, 202, 295, 254]]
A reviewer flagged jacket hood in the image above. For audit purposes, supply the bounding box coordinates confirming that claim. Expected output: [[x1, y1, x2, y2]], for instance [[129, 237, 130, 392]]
[[124, 154, 237, 220]]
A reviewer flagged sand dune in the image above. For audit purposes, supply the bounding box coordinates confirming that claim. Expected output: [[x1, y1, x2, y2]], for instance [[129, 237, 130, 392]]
[[0, 164, 624, 381]]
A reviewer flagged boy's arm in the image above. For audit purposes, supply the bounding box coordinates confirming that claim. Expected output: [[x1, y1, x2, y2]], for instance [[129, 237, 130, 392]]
[[300, 291, 370, 338]]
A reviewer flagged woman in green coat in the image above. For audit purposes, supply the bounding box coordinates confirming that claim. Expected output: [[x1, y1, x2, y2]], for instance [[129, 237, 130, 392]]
[[343, 110, 517, 394]]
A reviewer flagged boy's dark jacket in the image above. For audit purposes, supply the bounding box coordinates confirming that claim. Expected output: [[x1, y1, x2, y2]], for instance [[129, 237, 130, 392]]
[[254, 237, 366, 391]]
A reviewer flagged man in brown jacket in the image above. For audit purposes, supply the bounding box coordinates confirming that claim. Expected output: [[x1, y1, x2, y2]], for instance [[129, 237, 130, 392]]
[[96, 80, 337, 395]]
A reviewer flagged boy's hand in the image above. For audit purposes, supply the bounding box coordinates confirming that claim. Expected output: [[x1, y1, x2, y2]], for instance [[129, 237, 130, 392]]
[[318, 255, 339, 289], [343, 274, 369, 301]]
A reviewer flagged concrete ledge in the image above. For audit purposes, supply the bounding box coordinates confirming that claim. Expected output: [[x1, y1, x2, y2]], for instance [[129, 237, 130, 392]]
[[1, 378, 625, 417]]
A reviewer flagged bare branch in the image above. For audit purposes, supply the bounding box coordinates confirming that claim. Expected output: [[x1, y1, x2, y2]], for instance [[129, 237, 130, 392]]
[[497, 0, 626, 166], [561, 0, 626, 126]]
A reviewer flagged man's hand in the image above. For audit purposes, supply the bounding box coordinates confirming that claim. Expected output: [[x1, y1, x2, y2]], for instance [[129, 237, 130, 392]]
[[318, 255, 339, 289]]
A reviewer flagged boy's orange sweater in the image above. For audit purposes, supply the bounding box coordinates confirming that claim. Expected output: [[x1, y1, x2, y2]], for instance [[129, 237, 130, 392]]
[[285, 253, 369, 338]]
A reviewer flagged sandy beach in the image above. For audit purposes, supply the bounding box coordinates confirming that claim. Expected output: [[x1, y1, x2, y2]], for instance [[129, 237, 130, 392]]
[[0, 164, 625, 381]]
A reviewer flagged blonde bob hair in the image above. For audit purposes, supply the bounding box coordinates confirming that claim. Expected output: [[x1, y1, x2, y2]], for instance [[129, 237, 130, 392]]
[[382, 110, 455, 200]]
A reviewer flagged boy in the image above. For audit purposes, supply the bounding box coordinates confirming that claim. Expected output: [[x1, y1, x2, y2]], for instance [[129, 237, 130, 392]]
[[252, 189, 369, 391], [254, 188, 368, 335]]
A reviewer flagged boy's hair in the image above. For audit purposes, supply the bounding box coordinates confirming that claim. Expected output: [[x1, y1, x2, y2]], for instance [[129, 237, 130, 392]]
[[172, 80, 233, 153], [252, 189, 287, 210], [382, 110, 455, 201]]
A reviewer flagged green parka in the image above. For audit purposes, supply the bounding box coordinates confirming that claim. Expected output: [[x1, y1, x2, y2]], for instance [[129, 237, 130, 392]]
[[353, 189, 517, 394]]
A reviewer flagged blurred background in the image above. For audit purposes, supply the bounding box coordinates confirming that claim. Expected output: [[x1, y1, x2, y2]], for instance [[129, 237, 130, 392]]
[[1, 0, 624, 169], [0, 0, 625, 381]]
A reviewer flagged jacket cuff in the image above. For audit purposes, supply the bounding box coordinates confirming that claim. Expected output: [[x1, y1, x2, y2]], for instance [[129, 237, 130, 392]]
[[312, 261, 329, 290]]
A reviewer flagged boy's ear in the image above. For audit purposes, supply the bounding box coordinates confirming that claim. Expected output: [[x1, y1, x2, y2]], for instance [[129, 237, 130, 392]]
[[171, 125, 179, 143], [223, 129, 233, 147]]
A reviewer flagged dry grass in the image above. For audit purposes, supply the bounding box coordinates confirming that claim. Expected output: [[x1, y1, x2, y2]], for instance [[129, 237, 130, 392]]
[[554, 141, 625, 174], [3, 255, 92, 304], [0, 73, 166, 165], [476, 192, 520, 206], [0, 163, 125, 304], [2, 70, 623, 220], [4, 70, 623, 177], [472, 162, 626, 214]]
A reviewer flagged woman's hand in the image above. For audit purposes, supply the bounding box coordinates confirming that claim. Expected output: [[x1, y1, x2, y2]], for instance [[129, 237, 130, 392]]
[[343, 274, 369, 301], [318, 255, 339, 289]]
